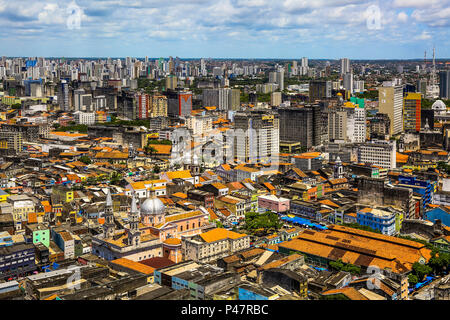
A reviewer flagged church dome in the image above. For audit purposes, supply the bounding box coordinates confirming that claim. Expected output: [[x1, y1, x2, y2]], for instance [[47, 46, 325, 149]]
[[141, 197, 165, 215], [432, 100, 446, 111]]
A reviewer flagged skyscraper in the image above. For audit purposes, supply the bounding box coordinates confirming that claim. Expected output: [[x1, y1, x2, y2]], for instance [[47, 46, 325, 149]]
[[309, 81, 332, 102], [378, 85, 404, 135], [58, 80, 70, 111], [403, 93, 421, 132], [269, 71, 284, 91], [278, 105, 321, 149], [439, 70, 450, 99], [343, 73, 354, 93], [340, 58, 350, 75], [233, 110, 279, 164]]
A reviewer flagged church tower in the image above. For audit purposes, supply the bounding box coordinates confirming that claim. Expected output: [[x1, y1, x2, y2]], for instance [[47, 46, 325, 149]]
[[127, 191, 141, 247], [334, 156, 344, 179], [103, 188, 116, 239]]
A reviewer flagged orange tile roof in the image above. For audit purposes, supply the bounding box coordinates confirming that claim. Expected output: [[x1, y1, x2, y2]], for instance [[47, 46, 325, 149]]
[[199, 228, 247, 243], [110, 258, 155, 275], [322, 287, 368, 300], [28, 212, 38, 224], [163, 238, 182, 246], [172, 192, 187, 199]]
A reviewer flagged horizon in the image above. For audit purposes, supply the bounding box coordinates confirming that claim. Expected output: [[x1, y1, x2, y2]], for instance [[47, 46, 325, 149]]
[[1, 0, 450, 59]]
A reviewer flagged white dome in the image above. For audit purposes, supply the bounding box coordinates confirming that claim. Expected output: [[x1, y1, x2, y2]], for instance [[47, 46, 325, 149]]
[[432, 100, 446, 111], [141, 197, 165, 215]]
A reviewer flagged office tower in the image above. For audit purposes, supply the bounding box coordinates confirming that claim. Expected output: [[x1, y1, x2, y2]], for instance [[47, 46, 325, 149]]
[[417, 79, 427, 96], [74, 89, 93, 112], [233, 110, 279, 164], [300, 57, 308, 76], [166, 75, 178, 90], [440, 70, 450, 99], [343, 73, 354, 93], [229, 89, 241, 111], [403, 93, 421, 133], [58, 80, 70, 111], [200, 58, 207, 76], [378, 85, 404, 135], [150, 95, 168, 117], [328, 109, 348, 142], [357, 140, 396, 169], [278, 105, 321, 149], [136, 93, 150, 119], [291, 61, 298, 76], [309, 80, 332, 102], [340, 58, 350, 75], [269, 71, 284, 91], [202, 88, 240, 111], [271, 92, 282, 107], [167, 91, 192, 117]]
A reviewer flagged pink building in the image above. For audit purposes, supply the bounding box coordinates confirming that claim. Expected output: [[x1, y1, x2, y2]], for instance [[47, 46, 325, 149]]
[[258, 194, 290, 213]]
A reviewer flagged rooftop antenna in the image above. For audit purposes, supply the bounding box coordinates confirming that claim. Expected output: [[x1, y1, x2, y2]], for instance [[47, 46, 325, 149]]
[[431, 46, 437, 87]]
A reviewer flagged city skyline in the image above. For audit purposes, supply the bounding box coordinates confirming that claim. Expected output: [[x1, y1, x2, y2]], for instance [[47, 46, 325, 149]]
[[0, 0, 449, 59]]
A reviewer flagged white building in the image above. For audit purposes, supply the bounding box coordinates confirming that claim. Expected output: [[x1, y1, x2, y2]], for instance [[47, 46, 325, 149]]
[[357, 140, 396, 169], [74, 111, 96, 125]]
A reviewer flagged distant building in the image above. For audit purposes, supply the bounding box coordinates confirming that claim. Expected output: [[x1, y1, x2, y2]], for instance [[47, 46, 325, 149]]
[[378, 85, 404, 135]]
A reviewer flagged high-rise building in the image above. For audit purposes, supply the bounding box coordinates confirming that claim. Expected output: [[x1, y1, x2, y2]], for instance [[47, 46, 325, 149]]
[[417, 79, 427, 96], [136, 93, 150, 119], [439, 70, 450, 99], [271, 92, 282, 107], [343, 73, 354, 93], [150, 95, 168, 117], [403, 93, 421, 132], [233, 110, 279, 164], [166, 75, 178, 90], [278, 105, 321, 149], [340, 58, 350, 75], [166, 91, 192, 117], [309, 81, 332, 102], [269, 71, 284, 91], [378, 85, 404, 135], [202, 88, 239, 111], [58, 80, 70, 111], [74, 89, 93, 112]]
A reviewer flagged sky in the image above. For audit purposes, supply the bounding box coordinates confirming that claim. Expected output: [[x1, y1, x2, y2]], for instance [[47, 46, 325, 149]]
[[0, 0, 449, 59]]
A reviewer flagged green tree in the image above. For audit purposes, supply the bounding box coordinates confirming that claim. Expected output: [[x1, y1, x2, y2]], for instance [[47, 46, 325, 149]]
[[110, 171, 122, 185], [152, 164, 161, 174], [408, 274, 419, 286], [79, 156, 92, 165], [412, 262, 432, 281]]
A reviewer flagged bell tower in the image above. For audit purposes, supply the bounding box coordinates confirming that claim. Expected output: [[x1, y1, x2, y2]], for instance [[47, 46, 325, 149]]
[[127, 191, 141, 247], [103, 188, 116, 239]]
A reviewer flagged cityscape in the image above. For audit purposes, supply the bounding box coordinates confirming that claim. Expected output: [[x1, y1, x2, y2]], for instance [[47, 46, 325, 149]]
[[0, 0, 450, 305]]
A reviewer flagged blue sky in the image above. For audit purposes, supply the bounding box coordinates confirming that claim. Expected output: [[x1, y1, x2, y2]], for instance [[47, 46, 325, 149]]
[[0, 0, 449, 59]]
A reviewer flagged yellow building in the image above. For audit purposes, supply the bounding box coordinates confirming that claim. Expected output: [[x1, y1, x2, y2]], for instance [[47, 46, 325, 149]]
[[0, 189, 10, 202]]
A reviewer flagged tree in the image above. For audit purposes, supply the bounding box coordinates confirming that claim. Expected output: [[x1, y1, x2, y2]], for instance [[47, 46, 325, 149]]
[[110, 171, 122, 185], [152, 164, 161, 174], [412, 262, 432, 281], [329, 260, 344, 271], [79, 156, 91, 165], [408, 274, 419, 286]]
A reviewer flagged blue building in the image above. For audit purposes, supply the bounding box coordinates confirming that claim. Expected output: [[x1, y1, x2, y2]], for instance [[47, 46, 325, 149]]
[[238, 284, 278, 300], [0, 243, 36, 280], [397, 175, 435, 209], [424, 207, 450, 227], [357, 207, 396, 235]]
